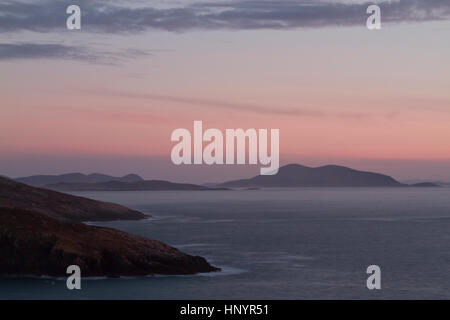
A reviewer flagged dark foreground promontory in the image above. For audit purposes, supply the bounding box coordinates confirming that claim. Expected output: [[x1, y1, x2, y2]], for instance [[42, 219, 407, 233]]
[[0, 176, 145, 222], [0, 207, 219, 277], [0, 176, 219, 277]]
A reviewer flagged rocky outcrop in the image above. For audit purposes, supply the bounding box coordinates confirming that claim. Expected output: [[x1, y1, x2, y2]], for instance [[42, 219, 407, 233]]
[[0, 177, 145, 222], [0, 207, 219, 277]]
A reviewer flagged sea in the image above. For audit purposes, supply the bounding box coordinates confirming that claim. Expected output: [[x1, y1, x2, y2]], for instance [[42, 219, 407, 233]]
[[1, 187, 450, 299]]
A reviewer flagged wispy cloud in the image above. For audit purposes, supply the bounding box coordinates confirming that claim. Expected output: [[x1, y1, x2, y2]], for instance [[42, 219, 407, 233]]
[[1, 0, 449, 34], [0, 42, 149, 63], [0, 43, 94, 61], [83, 88, 372, 120]]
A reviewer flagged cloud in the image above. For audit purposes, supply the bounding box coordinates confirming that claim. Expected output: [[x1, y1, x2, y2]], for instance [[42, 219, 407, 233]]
[[0, 43, 94, 60], [2, 1, 448, 62], [1, 0, 449, 34], [83, 88, 372, 120], [0, 42, 149, 63]]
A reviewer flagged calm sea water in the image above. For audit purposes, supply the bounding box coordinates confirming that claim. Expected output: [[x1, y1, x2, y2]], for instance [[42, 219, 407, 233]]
[[2, 187, 450, 299]]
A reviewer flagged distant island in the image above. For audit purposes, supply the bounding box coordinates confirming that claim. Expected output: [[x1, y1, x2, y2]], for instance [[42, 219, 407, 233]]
[[15, 172, 144, 187], [218, 164, 440, 188], [0, 177, 219, 277], [46, 180, 228, 192], [15, 173, 228, 191], [403, 179, 450, 186], [15, 166, 441, 191]]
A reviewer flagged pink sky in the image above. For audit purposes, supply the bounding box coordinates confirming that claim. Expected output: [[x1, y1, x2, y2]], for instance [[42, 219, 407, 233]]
[[1, 19, 450, 182]]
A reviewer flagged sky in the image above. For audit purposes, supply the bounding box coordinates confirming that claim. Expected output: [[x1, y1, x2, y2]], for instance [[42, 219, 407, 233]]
[[1, 0, 450, 183]]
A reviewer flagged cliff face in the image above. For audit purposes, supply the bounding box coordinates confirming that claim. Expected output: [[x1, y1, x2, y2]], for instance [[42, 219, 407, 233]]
[[0, 207, 219, 277], [0, 177, 145, 222]]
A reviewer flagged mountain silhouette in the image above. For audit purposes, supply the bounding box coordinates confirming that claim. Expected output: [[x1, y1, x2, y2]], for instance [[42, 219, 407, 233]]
[[219, 164, 407, 187], [15, 173, 144, 187], [46, 180, 228, 191]]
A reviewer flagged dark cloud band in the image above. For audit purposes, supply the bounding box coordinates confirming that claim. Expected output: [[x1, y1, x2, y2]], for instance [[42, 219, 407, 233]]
[[0, 0, 449, 34]]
